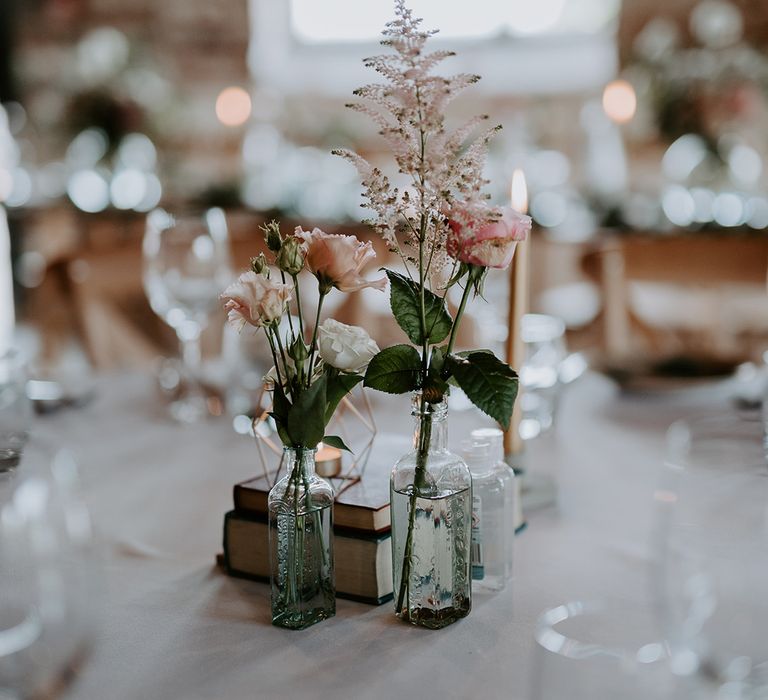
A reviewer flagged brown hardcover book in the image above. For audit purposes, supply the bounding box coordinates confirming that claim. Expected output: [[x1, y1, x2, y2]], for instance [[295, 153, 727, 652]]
[[222, 510, 393, 605], [233, 434, 411, 533]]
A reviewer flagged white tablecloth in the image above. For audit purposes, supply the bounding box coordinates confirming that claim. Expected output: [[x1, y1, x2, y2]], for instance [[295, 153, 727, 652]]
[[20, 372, 732, 700]]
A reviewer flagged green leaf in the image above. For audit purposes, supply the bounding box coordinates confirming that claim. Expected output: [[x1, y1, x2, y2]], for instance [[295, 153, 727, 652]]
[[325, 372, 363, 424], [286, 375, 327, 447], [386, 270, 452, 345], [364, 344, 421, 394], [322, 435, 353, 453], [446, 351, 518, 429], [270, 382, 291, 426], [275, 422, 291, 446]]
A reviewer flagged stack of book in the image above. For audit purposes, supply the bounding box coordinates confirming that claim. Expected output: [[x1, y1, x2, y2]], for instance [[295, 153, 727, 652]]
[[221, 437, 403, 606]]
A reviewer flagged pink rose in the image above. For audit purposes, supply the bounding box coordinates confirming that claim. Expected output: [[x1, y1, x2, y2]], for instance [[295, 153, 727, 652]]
[[294, 227, 387, 293], [221, 271, 292, 329], [447, 206, 531, 269]]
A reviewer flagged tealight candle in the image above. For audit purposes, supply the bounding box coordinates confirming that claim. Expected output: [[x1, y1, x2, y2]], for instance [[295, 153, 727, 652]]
[[315, 442, 342, 477]]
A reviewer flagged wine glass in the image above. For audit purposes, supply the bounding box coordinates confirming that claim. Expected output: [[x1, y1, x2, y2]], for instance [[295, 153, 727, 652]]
[[654, 414, 768, 697], [142, 208, 232, 423], [0, 349, 33, 473], [0, 440, 98, 698], [519, 314, 567, 440], [530, 600, 677, 699]]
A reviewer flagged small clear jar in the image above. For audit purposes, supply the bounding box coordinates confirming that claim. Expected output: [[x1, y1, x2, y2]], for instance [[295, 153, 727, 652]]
[[462, 439, 508, 592], [471, 427, 517, 580]]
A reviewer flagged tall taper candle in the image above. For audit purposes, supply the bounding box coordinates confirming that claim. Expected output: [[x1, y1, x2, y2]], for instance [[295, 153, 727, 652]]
[[504, 169, 529, 456]]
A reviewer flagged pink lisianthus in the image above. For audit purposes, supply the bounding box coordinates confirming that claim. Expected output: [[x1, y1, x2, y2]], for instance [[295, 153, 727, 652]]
[[447, 206, 532, 269], [294, 227, 387, 293], [220, 271, 293, 329]]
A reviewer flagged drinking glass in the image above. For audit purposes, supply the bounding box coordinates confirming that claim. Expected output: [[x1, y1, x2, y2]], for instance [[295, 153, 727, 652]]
[[530, 600, 677, 699], [654, 414, 768, 697], [143, 208, 231, 422], [519, 314, 567, 440], [0, 349, 33, 472], [0, 441, 98, 698]]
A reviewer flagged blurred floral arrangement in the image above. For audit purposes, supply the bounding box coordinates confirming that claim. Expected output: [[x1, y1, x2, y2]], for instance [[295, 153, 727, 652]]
[[5, 27, 175, 213], [629, 1, 768, 149], [612, 0, 768, 232]]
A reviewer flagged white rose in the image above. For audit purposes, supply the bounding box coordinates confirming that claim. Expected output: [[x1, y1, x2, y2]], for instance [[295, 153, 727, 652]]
[[317, 319, 379, 373]]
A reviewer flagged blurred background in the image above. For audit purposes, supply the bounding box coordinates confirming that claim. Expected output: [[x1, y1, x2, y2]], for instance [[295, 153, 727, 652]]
[[2, 0, 768, 430]]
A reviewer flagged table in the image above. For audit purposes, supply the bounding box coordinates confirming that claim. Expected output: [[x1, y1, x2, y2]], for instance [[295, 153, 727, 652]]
[[20, 372, 734, 699]]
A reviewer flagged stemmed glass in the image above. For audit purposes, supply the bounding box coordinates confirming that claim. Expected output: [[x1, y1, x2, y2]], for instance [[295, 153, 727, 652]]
[[530, 600, 677, 699], [142, 208, 232, 423], [0, 441, 98, 698], [519, 313, 568, 439], [0, 349, 33, 472], [654, 414, 768, 697]]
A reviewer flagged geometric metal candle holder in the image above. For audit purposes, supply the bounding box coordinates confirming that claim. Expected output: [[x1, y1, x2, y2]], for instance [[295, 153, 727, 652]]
[[250, 382, 377, 499]]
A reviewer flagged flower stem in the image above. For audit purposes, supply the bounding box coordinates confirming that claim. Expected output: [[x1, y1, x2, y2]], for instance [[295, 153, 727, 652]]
[[274, 325, 290, 390], [307, 291, 327, 380], [292, 274, 305, 342], [264, 328, 284, 390], [395, 87, 434, 620], [445, 276, 473, 356], [280, 270, 296, 342], [395, 407, 432, 615]]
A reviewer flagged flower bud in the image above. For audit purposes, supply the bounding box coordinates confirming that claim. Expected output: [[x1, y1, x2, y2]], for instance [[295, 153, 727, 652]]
[[250, 253, 268, 275], [263, 220, 283, 252], [276, 237, 305, 276], [289, 336, 309, 362]]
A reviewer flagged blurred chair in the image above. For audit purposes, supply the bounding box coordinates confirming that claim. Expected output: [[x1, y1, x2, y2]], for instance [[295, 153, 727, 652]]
[[583, 232, 768, 363]]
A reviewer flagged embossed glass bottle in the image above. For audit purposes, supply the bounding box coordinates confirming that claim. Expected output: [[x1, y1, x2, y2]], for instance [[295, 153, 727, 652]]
[[268, 447, 335, 630], [390, 394, 472, 628]]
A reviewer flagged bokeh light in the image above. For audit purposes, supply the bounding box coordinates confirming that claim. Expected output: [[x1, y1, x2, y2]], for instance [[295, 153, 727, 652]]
[[662, 134, 707, 181], [110, 169, 147, 210], [712, 192, 744, 227], [0, 169, 12, 202], [531, 191, 567, 228], [67, 170, 110, 213], [727, 144, 762, 184], [5, 168, 32, 208], [662, 185, 695, 227], [602, 80, 637, 124], [216, 87, 252, 127]]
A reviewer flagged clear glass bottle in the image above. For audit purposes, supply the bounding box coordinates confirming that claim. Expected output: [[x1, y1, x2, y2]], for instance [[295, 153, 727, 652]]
[[268, 447, 335, 630], [471, 427, 517, 580], [463, 439, 508, 592], [390, 394, 472, 628]]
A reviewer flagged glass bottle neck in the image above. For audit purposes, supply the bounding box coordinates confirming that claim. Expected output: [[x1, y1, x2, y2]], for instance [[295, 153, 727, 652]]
[[412, 409, 448, 452], [283, 447, 316, 478]]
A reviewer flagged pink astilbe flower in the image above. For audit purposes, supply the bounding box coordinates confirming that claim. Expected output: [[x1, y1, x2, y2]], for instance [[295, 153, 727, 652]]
[[333, 0, 500, 285], [294, 227, 387, 293]]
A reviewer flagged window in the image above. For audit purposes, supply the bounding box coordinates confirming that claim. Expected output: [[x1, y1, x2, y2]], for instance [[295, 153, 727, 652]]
[[249, 0, 620, 95]]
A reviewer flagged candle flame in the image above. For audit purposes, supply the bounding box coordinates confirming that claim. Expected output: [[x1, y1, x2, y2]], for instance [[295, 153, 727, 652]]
[[511, 169, 528, 214]]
